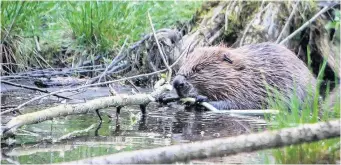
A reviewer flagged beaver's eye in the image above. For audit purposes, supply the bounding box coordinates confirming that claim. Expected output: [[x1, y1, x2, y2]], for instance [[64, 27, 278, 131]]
[[193, 63, 206, 72], [223, 53, 233, 64]]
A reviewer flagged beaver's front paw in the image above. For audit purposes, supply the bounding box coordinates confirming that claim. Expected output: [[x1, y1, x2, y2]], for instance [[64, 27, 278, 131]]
[[157, 93, 180, 105], [195, 95, 209, 103]]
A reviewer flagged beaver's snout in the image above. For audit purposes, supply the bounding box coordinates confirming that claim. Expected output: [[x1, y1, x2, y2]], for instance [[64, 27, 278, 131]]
[[173, 75, 185, 89], [172, 75, 193, 98]]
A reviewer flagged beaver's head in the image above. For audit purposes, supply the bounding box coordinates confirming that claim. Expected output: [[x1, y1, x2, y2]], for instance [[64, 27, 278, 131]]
[[172, 75, 196, 98], [173, 46, 246, 100]]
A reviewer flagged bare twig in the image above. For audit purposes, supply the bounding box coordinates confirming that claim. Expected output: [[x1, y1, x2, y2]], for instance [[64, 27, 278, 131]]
[[276, 1, 300, 43], [224, 0, 237, 31], [148, 11, 172, 83], [97, 38, 129, 83], [127, 79, 140, 93], [1, 105, 17, 109], [208, 27, 224, 45], [1, 80, 71, 100], [279, 5, 332, 45], [181, 98, 279, 115], [1, 44, 191, 115]]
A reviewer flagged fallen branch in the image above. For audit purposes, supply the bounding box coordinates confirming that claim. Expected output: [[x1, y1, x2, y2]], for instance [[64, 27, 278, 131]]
[[1, 84, 172, 136], [1, 80, 71, 100], [58, 119, 340, 164]]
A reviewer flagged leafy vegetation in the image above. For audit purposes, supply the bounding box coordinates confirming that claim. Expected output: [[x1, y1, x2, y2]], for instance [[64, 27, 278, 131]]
[[264, 54, 340, 163]]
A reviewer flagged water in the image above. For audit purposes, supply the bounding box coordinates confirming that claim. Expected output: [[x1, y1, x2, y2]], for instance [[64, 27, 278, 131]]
[[1, 83, 269, 164]]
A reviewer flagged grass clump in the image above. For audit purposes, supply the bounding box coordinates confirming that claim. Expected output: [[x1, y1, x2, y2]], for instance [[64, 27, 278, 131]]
[[1, 1, 202, 70], [264, 59, 340, 164], [63, 1, 202, 59], [1, 1, 57, 72]]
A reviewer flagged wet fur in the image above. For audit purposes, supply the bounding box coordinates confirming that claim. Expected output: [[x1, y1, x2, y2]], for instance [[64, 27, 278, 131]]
[[175, 42, 317, 110]]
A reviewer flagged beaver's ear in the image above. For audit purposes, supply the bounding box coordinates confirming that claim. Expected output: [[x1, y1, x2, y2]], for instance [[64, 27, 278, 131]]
[[221, 52, 233, 64]]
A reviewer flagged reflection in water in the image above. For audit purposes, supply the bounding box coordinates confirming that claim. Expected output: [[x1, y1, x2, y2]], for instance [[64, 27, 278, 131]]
[[1, 103, 267, 164]]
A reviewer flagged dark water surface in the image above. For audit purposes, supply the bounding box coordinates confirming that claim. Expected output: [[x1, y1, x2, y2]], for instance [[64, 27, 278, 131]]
[[1, 83, 270, 164]]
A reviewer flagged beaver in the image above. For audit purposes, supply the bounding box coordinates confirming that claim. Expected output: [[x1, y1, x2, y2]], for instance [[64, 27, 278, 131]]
[[172, 42, 317, 110]]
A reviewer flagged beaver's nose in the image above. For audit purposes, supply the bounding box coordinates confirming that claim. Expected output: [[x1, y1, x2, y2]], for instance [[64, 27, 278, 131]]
[[172, 75, 185, 89]]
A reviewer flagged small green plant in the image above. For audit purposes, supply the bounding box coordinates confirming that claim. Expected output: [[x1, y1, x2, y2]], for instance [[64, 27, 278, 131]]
[[264, 57, 340, 163]]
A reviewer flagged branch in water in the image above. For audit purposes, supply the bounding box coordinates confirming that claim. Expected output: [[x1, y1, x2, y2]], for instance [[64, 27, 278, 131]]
[[1, 84, 172, 136], [58, 119, 340, 164]]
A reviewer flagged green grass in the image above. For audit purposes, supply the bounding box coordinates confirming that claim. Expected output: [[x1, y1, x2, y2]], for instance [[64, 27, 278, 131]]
[[64, 1, 202, 54], [1, 1, 57, 71], [1, 1, 202, 70], [264, 58, 340, 164]]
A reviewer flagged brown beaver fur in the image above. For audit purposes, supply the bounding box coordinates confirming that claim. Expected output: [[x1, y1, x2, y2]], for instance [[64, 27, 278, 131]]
[[173, 42, 317, 110]]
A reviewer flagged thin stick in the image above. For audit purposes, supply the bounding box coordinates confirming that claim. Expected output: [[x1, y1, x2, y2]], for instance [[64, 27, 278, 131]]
[[97, 37, 128, 83], [181, 98, 279, 115], [224, 0, 238, 31], [279, 6, 331, 45], [276, 1, 300, 44], [1, 44, 191, 115], [148, 11, 173, 83], [1, 80, 71, 100]]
